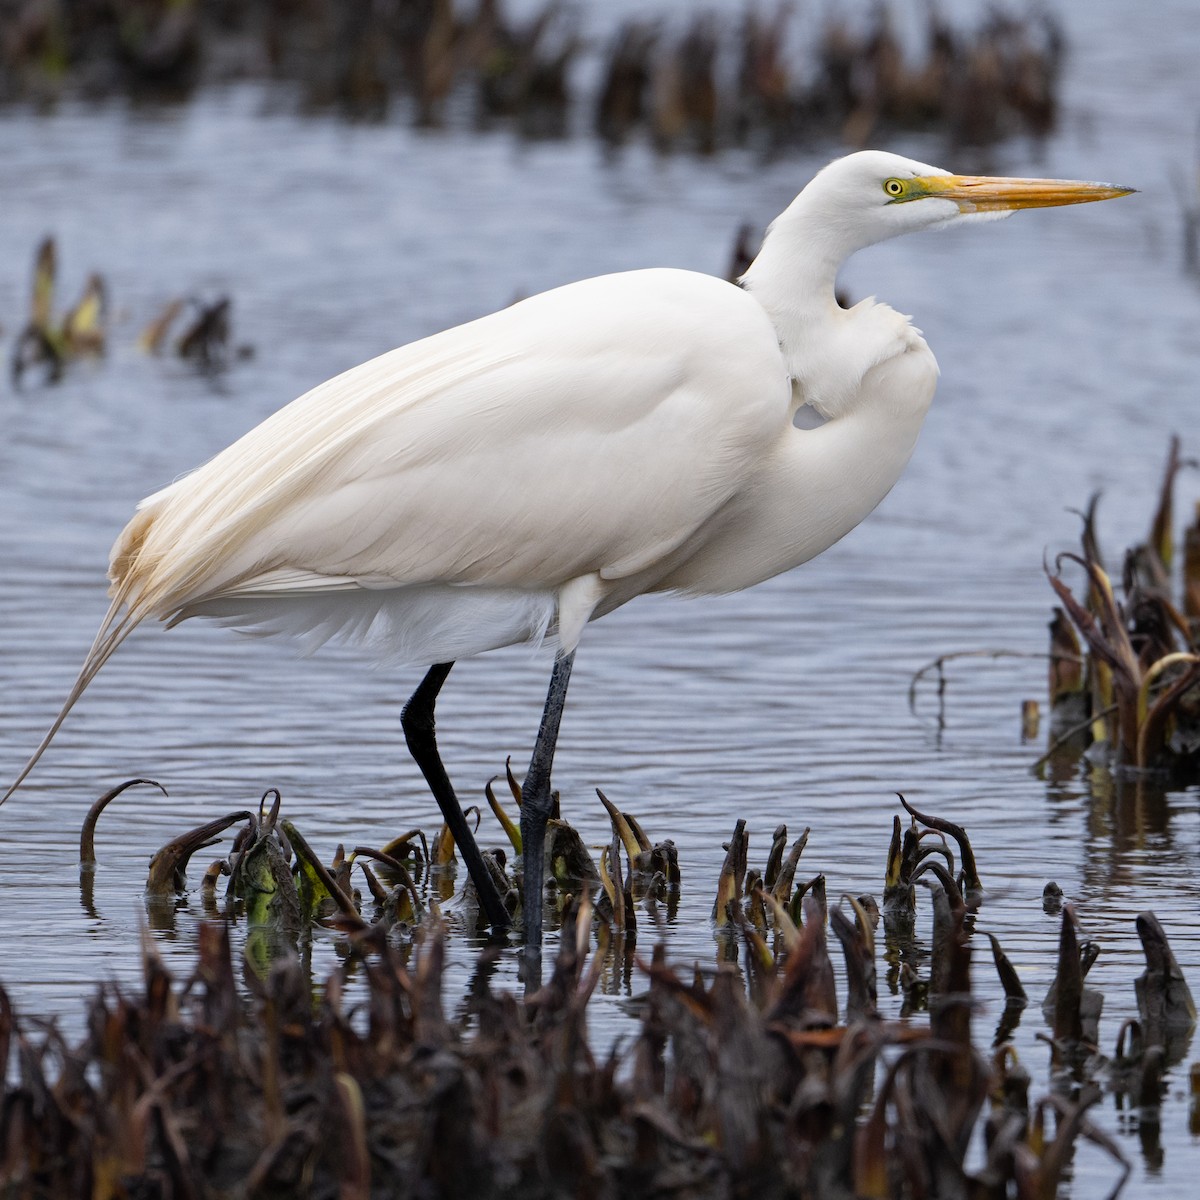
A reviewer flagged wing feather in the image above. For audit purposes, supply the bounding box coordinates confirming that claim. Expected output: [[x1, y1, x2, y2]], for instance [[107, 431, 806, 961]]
[[5, 268, 790, 800], [115, 268, 790, 624]]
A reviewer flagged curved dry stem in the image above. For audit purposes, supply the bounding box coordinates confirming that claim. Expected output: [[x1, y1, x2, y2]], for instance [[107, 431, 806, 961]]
[[596, 787, 644, 861], [484, 776, 522, 853], [80, 777, 169, 865], [281, 820, 364, 928], [1137, 656, 1200, 767], [907, 649, 1066, 719], [899, 795, 980, 897], [352, 845, 422, 915]]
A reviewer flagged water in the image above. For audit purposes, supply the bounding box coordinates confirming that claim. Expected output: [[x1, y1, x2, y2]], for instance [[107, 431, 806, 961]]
[[2, 2, 1200, 1194]]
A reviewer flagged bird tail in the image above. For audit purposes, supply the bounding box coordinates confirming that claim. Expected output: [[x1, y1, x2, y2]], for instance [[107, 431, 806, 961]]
[[1, 594, 142, 804]]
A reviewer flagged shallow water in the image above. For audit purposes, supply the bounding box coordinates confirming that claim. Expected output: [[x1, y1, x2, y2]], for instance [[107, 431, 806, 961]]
[[2, 2, 1200, 1194]]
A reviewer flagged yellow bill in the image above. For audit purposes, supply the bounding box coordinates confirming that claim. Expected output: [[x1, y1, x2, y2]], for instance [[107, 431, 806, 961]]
[[912, 173, 1136, 212]]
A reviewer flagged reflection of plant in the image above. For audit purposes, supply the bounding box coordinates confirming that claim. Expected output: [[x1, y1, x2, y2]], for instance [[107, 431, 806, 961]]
[[1046, 437, 1200, 774]]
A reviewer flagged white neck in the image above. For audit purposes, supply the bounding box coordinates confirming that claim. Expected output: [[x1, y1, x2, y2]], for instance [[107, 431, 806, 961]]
[[655, 195, 938, 595], [741, 191, 910, 421], [741, 193, 844, 342]]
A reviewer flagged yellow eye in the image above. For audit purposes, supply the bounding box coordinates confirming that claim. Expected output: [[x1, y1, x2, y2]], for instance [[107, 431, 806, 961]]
[[884, 178, 906, 198]]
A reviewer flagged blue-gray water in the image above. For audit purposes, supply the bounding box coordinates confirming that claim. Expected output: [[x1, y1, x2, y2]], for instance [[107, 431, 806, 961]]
[[2, 2, 1199, 1194]]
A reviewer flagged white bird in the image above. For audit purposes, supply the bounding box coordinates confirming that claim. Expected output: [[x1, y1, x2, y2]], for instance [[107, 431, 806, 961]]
[[3, 150, 1131, 970]]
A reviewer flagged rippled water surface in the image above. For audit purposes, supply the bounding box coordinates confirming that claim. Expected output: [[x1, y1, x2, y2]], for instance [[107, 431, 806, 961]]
[[3, 2, 1200, 1194]]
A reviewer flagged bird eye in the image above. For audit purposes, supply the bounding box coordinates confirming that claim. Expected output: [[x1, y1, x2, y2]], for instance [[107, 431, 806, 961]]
[[884, 178, 906, 198]]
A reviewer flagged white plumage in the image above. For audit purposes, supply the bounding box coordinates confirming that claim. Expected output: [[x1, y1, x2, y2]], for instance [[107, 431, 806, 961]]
[[139, 268, 793, 662], [2, 150, 1132, 952]]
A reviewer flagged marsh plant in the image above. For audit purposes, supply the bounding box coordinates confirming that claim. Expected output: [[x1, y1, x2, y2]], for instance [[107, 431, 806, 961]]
[[3, 784, 1192, 1198], [1045, 437, 1200, 779]]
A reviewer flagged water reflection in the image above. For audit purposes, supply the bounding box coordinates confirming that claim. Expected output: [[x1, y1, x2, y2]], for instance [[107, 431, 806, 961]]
[[1085, 770, 1173, 856]]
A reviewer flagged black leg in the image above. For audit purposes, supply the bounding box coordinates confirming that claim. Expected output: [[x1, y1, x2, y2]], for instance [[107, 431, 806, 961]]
[[519, 650, 575, 983], [402, 661, 511, 932]]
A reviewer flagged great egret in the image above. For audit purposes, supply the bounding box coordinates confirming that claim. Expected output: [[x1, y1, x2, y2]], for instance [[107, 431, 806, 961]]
[[4, 150, 1131, 969]]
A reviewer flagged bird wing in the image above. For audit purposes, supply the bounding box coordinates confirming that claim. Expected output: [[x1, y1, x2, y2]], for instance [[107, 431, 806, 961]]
[[5, 267, 791, 802], [113, 268, 792, 623]]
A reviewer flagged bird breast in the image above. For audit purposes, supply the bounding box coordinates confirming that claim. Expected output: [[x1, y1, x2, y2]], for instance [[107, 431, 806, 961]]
[[651, 316, 938, 596]]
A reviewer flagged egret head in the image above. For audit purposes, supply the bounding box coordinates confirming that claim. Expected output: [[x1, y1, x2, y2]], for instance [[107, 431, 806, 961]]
[[803, 149, 1135, 253]]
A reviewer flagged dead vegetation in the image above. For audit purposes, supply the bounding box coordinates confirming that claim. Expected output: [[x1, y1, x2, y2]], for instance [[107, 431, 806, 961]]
[[1043, 436, 1200, 779], [1, 784, 1191, 1198], [8, 235, 246, 387], [0, 1, 1064, 155], [907, 436, 1200, 785]]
